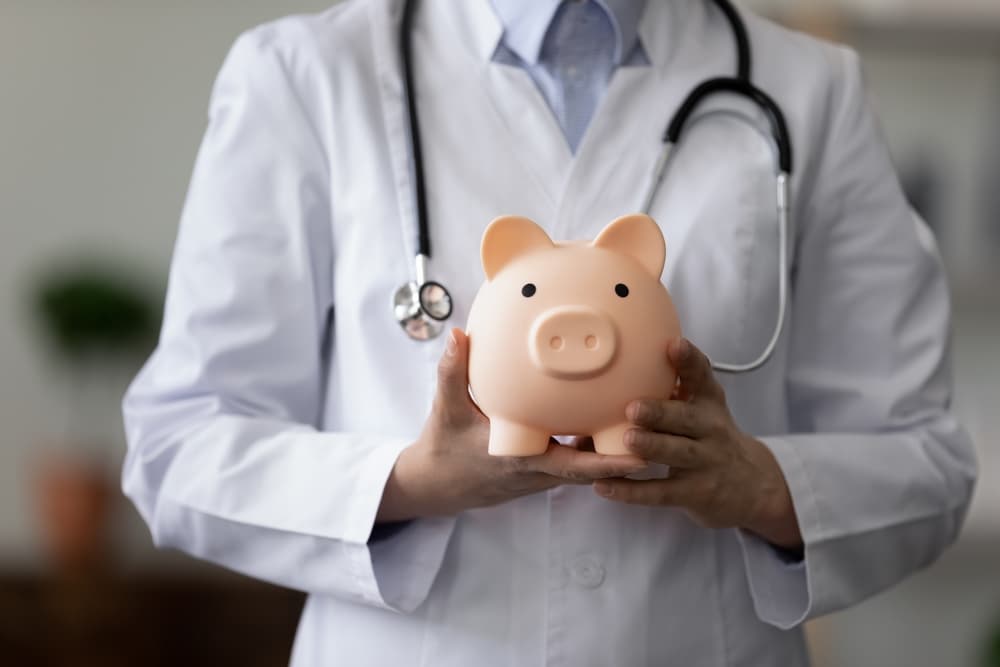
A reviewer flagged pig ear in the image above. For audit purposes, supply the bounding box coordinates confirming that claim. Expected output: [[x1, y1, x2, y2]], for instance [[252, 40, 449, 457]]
[[481, 215, 554, 280], [592, 213, 666, 278]]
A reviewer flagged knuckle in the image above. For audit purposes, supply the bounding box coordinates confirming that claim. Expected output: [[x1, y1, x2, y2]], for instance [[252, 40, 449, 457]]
[[628, 430, 651, 453], [636, 400, 662, 428], [707, 413, 728, 437], [705, 476, 723, 499], [673, 406, 697, 435], [650, 401, 668, 426], [436, 357, 453, 382], [678, 404, 697, 432]]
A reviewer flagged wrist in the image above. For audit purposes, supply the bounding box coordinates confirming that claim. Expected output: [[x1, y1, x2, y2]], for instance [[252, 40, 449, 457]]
[[746, 500, 802, 551], [742, 436, 803, 550], [377, 438, 467, 522], [376, 441, 434, 523]]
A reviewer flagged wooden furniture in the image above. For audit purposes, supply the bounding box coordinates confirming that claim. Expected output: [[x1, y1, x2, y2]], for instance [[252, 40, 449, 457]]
[[0, 571, 305, 666]]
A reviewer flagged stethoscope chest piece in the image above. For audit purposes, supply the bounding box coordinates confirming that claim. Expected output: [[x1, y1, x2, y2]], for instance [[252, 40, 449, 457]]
[[393, 277, 453, 341]]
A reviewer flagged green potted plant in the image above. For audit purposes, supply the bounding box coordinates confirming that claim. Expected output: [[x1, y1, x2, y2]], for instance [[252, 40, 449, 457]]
[[986, 612, 1000, 667], [27, 260, 161, 572]]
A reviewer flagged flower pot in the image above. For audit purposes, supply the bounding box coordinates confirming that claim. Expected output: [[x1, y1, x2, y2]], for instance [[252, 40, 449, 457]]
[[34, 453, 113, 573]]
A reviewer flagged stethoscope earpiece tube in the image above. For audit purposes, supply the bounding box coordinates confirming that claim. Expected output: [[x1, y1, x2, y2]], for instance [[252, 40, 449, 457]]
[[712, 0, 752, 81], [400, 0, 431, 260]]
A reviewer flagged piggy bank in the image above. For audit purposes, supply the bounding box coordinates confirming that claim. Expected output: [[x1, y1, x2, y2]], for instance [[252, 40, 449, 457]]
[[466, 213, 681, 457]]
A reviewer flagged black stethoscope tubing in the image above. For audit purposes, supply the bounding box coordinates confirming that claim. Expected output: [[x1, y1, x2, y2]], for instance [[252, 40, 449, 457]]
[[395, 0, 795, 363], [401, 0, 433, 262]]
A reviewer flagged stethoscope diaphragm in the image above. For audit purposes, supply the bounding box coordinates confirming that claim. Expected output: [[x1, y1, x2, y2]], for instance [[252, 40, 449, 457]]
[[393, 277, 453, 341]]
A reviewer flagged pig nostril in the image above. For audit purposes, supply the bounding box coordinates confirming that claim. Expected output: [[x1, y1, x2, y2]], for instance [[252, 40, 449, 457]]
[[550, 336, 564, 350], [585, 335, 598, 350]]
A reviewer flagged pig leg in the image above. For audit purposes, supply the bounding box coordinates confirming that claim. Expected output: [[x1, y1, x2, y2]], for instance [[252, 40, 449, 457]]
[[592, 422, 632, 456], [488, 419, 550, 457]]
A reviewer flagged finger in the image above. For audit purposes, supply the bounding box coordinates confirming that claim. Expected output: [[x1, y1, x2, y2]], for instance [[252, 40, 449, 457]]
[[624, 429, 704, 468], [592, 478, 696, 506], [626, 398, 715, 439], [528, 445, 647, 483], [668, 338, 723, 403], [569, 435, 596, 452], [433, 329, 481, 425]]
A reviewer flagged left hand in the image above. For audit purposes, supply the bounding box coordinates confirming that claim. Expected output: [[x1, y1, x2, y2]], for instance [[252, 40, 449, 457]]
[[593, 338, 803, 550]]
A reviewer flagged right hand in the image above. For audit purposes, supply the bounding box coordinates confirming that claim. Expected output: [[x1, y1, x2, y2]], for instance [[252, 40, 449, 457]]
[[376, 329, 648, 522]]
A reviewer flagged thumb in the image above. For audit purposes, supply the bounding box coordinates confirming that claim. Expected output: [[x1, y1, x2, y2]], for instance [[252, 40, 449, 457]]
[[434, 328, 478, 423], [668, 338, 722, 402]]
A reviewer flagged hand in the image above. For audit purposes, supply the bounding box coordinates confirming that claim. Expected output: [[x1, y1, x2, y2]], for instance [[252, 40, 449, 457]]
[[377, 329, 648, 522], [592, 338, 802, 550]]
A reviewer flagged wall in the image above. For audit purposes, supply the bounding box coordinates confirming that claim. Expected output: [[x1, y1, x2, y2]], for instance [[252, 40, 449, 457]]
[[0, 0, 332, 565]]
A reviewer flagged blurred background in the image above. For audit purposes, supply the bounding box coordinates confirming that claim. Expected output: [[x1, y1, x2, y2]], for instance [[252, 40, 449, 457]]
[[0, 0, 997, 665]]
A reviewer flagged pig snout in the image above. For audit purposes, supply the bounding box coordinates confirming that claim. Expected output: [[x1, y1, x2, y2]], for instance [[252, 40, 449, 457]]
[[528, 306, 618, 379]]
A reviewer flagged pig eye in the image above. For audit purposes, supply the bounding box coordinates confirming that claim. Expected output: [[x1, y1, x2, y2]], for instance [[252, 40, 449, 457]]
[[615, 283, 629, 298], [521, 283, 537, 298]]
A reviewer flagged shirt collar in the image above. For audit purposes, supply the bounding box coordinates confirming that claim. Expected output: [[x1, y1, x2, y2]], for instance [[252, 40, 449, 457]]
[[489, 0, 648, 66]]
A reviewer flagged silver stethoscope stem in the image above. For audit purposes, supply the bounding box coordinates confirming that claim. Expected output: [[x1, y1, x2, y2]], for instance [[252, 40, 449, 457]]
[[641, 133, 791, 374], [710, 172, 790, 373], [640, 143, 674, 215], [414, 253, 429, 286]]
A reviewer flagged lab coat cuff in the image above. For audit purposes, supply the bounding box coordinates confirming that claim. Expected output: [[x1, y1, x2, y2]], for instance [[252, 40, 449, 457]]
[[737, 436, 821, 629], [343, 438, 457, 612], [343, 436, 414, 545], [363, 515, 457, 612]]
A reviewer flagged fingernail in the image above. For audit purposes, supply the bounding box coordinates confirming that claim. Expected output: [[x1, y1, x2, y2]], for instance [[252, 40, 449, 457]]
[[627, 401, 646, 422], [677, 338, 691, 362], [594, 482, 614, 497], [446, 330, 458, 356]]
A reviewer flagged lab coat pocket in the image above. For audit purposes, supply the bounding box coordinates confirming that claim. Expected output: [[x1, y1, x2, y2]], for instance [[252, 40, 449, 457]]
[[655, 115, 782, 369]]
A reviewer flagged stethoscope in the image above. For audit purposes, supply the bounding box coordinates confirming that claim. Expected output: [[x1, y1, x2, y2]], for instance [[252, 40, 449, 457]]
[[392, 0, 793, 374]]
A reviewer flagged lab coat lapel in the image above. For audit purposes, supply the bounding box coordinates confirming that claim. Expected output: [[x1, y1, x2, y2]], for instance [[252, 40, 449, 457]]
[[431, 0, 572, 214], [552, 0, 705, 246], [371, 0, 419, 262], [481, 65, 574, 208], [555, 0, 772, 273]]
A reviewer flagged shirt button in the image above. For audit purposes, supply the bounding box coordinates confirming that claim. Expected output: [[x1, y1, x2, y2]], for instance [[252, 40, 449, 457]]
[[570, 555, 605, 589]]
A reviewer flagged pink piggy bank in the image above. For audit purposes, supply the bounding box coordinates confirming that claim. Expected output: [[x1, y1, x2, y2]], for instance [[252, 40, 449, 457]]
[[466, 213, 682, 457]]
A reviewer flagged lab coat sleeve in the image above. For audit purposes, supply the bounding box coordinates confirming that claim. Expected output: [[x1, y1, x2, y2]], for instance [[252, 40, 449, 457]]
[[121, 29, 455, 613], [736, 47, 977, 629]]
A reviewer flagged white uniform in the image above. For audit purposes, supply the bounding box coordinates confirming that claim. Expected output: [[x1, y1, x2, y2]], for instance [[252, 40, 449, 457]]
[[122, 1, 977, 664]]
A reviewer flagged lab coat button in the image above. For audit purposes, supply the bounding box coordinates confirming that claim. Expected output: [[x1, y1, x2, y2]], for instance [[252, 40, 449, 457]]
[[570, 555, 605, 588]]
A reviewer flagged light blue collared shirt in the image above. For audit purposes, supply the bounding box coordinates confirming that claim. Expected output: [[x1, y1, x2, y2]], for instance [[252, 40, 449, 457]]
[[490, 0, 649, 153]]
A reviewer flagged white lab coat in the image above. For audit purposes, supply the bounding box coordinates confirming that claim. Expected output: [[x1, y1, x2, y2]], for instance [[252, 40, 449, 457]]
[[122, 1, 977, 665]]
